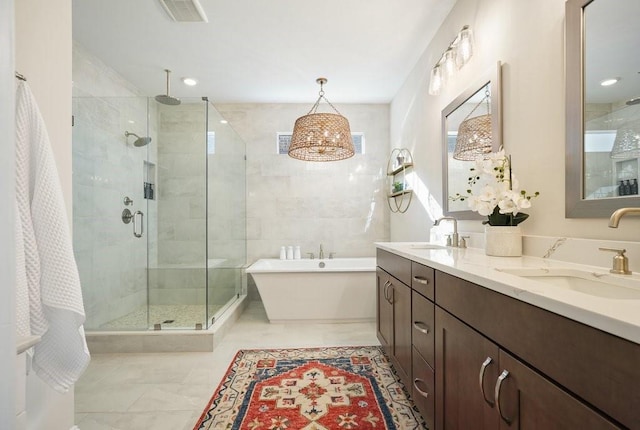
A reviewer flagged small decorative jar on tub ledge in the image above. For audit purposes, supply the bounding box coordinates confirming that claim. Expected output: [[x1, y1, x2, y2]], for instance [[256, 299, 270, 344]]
[[484, 225, 522, 257]]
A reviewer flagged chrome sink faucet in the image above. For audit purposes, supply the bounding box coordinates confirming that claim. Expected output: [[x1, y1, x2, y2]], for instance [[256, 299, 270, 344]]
[[434, 216, 459, 247], [319, 243, 325, 260], [608, 207, 640, 228]]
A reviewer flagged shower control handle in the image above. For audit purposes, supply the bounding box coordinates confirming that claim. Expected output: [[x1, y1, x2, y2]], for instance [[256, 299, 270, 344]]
[[132, 210, 144, 238], [122, 208, 133, 224]]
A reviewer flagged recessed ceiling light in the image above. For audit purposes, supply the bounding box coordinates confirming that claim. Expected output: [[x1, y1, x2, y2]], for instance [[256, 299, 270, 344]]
[[600, 78, 620, 87], [128, 120, 135, 124], [182, 77, 197, 86], [220, 120, 228, 124]]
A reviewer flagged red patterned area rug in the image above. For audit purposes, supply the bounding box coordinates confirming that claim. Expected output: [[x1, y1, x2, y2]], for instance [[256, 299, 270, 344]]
[[193, 346, 426, 429]]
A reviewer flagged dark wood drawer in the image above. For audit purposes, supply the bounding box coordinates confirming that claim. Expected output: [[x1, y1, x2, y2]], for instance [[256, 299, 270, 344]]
[[412, 290, 434, 368], [411, 261, 434, 300], [377, 248, 411, 286], [412, 346, 435, 430], [435, 270, 640, 429]]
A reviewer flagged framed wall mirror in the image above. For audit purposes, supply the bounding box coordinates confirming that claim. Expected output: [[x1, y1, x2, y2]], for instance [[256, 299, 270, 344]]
[[442, 62, 502, 218], [566, 0, 640, 217]]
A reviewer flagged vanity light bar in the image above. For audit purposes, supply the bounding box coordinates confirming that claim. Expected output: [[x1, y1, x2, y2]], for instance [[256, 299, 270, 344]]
[[428, 25, 474, 96]]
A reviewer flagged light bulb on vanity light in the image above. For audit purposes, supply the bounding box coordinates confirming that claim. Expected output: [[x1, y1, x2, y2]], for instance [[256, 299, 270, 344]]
[[455, 25, 474, 68], [442, 48, 457, 80], [428, 65, 444, 95]]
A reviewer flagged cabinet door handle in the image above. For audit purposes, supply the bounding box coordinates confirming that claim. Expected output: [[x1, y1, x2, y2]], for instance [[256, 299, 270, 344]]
[[413, 378, 430, 399], [494, 370, 513, 424], [412, 276, 429, 285], [412, 321, 431, 335], [478, 357, 495, 406], [383, 281, 393, 303], [386, 282, 395, 304]]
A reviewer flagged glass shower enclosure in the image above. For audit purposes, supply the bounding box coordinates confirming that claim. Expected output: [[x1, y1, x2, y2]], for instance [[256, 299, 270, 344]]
[[72, 95, 246, 330]]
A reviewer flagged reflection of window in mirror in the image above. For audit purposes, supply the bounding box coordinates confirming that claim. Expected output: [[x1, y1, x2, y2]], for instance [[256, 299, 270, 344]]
[[583, 0, 640, 201]]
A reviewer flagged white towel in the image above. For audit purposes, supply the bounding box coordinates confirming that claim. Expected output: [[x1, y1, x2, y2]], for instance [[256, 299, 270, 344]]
[[15, 81, 90, 392]]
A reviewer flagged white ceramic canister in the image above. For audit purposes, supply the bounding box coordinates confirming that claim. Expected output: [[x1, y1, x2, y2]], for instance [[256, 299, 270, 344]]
[[484, 225, 522, 257]]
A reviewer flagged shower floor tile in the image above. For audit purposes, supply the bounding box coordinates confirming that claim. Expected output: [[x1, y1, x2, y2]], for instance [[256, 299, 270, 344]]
[[100, 304, 223, 330], [76, 300, 378, 430]]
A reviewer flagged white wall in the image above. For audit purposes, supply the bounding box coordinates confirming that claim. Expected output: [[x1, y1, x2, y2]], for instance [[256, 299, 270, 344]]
[[15, 0, 75, 428], [390, 0, 640, 249], [216, 103, 391, 263], [0, 0, 16, 427]]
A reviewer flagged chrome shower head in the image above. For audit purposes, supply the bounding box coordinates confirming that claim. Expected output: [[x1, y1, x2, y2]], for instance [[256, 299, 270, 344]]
[[155, 69, 181, 105], [125, 131, 152, 147]]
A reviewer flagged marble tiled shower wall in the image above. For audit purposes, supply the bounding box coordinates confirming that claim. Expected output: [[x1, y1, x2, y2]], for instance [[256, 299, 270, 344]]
[[73, 43, 160, 329], [152, 102, 246, 309], [216, 104, 391, 265], [156, 103, 207, 266]]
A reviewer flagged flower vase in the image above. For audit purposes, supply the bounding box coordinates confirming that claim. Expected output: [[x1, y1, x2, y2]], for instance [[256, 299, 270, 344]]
[[484, 225, 522, 257]]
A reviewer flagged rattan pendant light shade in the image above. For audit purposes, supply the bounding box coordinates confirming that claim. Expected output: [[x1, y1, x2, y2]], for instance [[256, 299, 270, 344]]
[[453, 85, 492, 160], [610, 119, 640, 159], [454, 114, 493, 160], [289, 78, 355, 162]]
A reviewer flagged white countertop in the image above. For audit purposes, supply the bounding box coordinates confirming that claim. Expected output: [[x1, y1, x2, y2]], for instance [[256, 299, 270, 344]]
[[376, 242, 640, 345]]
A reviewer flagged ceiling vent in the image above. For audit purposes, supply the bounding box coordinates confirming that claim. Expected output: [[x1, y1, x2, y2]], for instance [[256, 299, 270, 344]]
[[158, 0, 208, 22]]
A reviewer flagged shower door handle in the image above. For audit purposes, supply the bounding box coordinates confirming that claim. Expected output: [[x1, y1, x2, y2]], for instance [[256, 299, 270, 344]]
[[132, 210, 144, 238]]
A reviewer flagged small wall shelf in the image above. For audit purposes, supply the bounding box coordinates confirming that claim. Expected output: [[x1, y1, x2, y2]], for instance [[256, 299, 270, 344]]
[[387, 148, 414, 213]]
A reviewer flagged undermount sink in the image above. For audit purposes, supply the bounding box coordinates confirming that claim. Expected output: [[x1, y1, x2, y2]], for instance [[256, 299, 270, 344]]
[[404, 243, 447, 250], [496, 267, 640, 299]]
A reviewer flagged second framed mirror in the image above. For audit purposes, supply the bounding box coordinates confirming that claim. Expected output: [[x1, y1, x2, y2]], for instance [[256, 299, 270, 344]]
[[442, 61, 503, 218]]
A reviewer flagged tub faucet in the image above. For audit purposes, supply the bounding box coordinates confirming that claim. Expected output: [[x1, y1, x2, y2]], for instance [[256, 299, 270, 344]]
[[434, 216, 459, 247], [319, 243, 325, 259], [608, 207, 640, 228]]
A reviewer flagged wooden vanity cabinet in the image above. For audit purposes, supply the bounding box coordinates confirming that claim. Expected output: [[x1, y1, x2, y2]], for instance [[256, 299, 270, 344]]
[[376, 267, 393, 353], [435, 307, 619, 430], [411, 262, 436, 428], [377, 248, 638, 430], [377, 249, 437, 427], [436, 271, 634, 430], [376, 250, 412, 389]]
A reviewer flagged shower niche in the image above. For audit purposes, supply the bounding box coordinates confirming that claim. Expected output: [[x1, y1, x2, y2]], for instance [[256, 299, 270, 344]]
[[143, 161, 156, 200]]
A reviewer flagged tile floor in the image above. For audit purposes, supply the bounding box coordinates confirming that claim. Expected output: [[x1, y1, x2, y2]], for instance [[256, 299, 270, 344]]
[[74, 300, 379, 430]]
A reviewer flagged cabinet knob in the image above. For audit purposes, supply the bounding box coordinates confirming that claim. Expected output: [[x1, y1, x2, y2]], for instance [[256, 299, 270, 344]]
[[478, 357, 495, 406], [494, 370, 513, 424], [412, 276, 429, 285]]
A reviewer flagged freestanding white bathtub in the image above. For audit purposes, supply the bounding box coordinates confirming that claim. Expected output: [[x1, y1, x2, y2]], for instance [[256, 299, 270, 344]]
[[246, 258, 376, 323]]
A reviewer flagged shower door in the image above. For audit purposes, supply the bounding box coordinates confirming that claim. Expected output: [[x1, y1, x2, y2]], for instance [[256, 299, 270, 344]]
[[147, 98, 209, 329], [72, 96, 152, 330]]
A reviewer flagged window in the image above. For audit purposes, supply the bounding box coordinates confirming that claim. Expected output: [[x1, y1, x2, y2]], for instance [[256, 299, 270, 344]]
[[276, 132, 365, 155]]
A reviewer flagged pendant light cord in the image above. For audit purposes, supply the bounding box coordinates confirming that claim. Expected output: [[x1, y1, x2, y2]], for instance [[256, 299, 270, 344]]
[[307, 80, 343, 115]]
